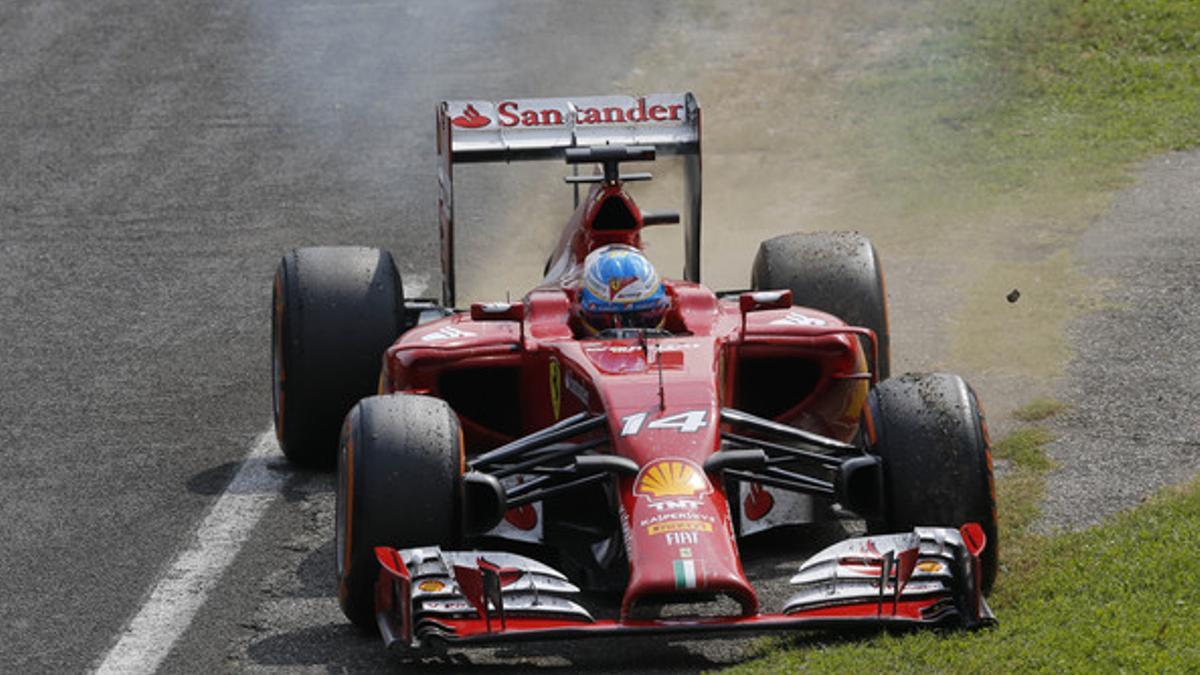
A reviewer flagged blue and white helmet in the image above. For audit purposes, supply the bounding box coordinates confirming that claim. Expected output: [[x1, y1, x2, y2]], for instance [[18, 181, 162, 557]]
[[577, 244, 669, 333]]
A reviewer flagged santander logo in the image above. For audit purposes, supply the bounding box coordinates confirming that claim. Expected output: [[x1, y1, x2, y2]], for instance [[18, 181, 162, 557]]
[[452, 104, 491, 129], [500, 97, 683, 128], [504, 504, 538, 531], [451, 97, 685, 131], [743, 482, 775, 521], [608, 275, 637, 300]]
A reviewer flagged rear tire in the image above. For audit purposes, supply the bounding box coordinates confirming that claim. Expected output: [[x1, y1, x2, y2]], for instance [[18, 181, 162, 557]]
[[336, 394, 463, 632], [751, 231, 891, 380], [866, 373, 998, 593], [272, 246, 405, 469]]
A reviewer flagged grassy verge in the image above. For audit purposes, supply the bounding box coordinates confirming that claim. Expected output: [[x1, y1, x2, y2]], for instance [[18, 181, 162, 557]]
[[732, 479, 1200, 672], [731, 399, 1200, 671], [1010, 398, 1069, 423], [725, 3, 1200, 669], [844, 0, 1200, 231], [988, 417, 1055, 597], [821, 0, 1200, 384]]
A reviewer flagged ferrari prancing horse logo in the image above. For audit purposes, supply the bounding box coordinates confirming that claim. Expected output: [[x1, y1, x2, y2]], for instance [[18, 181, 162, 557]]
[[548, 357, 562, 420]]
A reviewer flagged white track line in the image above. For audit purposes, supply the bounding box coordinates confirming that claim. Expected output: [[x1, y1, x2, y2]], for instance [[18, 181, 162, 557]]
[[93, 429, 285, 675]]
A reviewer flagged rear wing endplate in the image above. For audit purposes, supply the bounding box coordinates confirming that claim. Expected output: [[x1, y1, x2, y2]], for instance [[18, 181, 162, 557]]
[[436, 93, 701, 307]]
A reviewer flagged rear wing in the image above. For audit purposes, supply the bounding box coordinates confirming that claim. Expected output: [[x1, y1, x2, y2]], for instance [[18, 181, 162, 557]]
[[436, 93, 701, 307]]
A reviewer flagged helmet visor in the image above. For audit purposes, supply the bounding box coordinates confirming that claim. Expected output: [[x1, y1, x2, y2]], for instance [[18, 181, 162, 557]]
[[581, 306, 666, 333]]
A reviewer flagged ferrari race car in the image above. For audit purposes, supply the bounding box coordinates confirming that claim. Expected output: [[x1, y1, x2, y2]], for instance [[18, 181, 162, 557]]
[[271, 93, 998, 652]]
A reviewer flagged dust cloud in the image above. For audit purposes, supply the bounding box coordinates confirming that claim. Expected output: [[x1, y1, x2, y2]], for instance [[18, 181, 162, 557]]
[[250, 0, 1098, 434]]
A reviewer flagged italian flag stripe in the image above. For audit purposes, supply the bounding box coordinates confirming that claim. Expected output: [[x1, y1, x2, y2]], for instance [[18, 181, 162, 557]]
[[673, 559, 696, 589]]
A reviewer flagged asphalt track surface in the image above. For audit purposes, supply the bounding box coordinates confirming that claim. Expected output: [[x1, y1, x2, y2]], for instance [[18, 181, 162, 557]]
[[5, 1, 1200, 673], [3, 1, 843, 672], [0, 1, 701, 671]]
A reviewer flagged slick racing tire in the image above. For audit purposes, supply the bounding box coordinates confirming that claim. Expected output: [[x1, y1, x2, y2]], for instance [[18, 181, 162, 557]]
[[866, 373, 998, 594], [751, 231, 891, 380], [337, 394, 463, 632], [272, 246, 405, 469]]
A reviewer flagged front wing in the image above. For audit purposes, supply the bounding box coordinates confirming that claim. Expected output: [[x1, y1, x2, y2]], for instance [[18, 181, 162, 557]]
[[373, 525, 993, 651]]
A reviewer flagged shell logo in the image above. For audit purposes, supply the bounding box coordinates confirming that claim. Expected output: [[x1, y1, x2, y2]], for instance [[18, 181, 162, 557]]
[[634, 459, 710, 500], [417, 579, 446, 593]]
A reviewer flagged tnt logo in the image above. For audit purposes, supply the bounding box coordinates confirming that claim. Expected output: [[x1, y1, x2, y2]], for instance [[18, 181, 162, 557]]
[[646, 499, 702, 512]]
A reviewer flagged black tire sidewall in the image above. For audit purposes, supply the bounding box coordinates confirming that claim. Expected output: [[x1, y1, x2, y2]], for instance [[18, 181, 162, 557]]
[[752, 231, 891, 380], [868, 373, 998, 593], [337, 394, 463, 631], [273, 247, 405, 469]]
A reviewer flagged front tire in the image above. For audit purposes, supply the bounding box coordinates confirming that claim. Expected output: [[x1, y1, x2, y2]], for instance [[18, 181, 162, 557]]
[[336, 394, 463, 631], [752, 231, 891, 380], [272, 246, 405, 469], [867, 373, 998, 593]]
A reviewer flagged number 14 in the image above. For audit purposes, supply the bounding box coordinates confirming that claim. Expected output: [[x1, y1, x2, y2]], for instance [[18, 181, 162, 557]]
[[620, 410, 708, 436]]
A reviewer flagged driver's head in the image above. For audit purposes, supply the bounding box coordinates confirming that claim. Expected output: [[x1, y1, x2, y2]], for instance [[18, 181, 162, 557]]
[[576, 244, 669, 334]]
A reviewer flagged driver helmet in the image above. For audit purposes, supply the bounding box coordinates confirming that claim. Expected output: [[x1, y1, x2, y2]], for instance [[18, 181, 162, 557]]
[[576, 244, 670, 333]]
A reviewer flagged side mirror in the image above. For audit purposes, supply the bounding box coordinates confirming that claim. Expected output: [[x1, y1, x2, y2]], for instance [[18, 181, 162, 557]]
[[470, 301, 525, 322], [739, 289, 793, 313]]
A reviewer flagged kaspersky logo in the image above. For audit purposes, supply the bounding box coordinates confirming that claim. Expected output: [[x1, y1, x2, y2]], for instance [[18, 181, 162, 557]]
[[634, 459, 711, 501], [452, 104, 490, 129]]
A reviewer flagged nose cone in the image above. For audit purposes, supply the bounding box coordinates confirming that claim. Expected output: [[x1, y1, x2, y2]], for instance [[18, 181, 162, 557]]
[[618, 457, 758, 618]]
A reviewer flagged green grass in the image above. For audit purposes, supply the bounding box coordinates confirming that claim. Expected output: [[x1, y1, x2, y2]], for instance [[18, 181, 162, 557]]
[[991, 426, 1055, 570], [1011, 397, 1069, 423], [840, 0, 1200, 228], [731, 389, 1200, 671], [724, 4, 1200, 667], [993, 426, 1056, 472], [730, 476, 1200, 673]]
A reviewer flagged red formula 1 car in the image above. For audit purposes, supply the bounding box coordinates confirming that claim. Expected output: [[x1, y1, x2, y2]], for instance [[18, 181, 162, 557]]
[[271, 93, 998, 652]]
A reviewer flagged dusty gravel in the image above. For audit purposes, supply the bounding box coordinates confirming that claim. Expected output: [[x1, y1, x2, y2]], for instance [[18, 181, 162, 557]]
[[1039, 152, 1200, 532], [613, 2, 1200, 537]]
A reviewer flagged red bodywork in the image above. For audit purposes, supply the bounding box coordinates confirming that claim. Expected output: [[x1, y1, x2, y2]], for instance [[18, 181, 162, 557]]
[[379, 181, 872, 624]]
